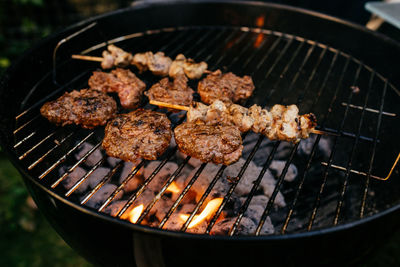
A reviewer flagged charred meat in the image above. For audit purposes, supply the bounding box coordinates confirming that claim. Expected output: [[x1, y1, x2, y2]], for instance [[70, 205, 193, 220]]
[[197, 70, 255, 104], [102, 109, 172, 161], [40, 89, 117, 129], [88, 68, 146, 109], [174, 121, 243, 165], [145, 75, 194, 106]]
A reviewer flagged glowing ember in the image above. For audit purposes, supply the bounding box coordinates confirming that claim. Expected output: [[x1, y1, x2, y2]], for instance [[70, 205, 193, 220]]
[[127, 204, 144, 224], [166, 181, 180, 194], [180, 198, 223, 229]]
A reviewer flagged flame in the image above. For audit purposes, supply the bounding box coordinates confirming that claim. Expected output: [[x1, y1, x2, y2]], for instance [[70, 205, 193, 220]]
[[253, 33, 265, 48], [166, 181, 180, 194], [255, 15, 265, 27], [180, 198, 223, 229], [127, 204, 144, 224]]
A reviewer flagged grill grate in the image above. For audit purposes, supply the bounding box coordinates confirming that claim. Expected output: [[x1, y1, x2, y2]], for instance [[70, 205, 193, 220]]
[[12, 25, 400, 236]]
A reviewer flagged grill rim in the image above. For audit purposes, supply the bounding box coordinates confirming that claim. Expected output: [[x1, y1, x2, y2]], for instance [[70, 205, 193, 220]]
[[1, 0, 400, 241]]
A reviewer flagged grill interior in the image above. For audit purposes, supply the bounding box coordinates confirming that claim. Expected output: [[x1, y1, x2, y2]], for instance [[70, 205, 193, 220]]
[[12, 24, 400, 236]]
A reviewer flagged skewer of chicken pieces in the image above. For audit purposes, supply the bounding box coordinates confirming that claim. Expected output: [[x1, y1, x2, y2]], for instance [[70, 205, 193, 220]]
[[72, 44, 208, 79], [150, 99, 320, 144]]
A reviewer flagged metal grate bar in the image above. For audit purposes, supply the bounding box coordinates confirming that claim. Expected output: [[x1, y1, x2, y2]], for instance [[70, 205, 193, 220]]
[[65, 157, 106, 197], [206, 134, 265, 234], [307, 56, 352, 230], [18, 130, 57, 160], [360, 80, 388, 217], [256, 143, 300, 235], [158, 163, 208, 228], [51, 141, 102, 188], [340, 103, 396, 117], [180, 165, 227, 232], [14, 131, 37, 149], [27, 131, 75, 171], [136, 156, 191, 224], [333, 64, 369, 225], [15, 70, 91, 124], [228, 141, 280, 235], [37, 131, 94, 179], [81, 160, 127, 205]]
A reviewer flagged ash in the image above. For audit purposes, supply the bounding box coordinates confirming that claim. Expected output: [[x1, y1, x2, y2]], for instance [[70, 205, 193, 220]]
[[58, 132, 333, 235]]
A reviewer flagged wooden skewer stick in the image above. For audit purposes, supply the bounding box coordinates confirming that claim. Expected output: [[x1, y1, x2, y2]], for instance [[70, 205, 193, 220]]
[[149, 100, 190, 111], [149, 100, 331, 137], [72, 54, 213, 74], [72, 54, 103, 62]]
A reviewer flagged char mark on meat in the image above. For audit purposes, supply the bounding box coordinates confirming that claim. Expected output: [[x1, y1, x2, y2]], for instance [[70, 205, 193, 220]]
[[102, 109, 172, 161], [174, 121, 243, 165], [197, 70, 255, 104], [40, 88, 117, 129], [145, 75, 194, 107], [88, 68, 146, 109]]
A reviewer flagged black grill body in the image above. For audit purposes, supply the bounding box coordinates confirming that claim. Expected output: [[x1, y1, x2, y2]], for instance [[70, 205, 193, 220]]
[[1, 1, 400, 266]]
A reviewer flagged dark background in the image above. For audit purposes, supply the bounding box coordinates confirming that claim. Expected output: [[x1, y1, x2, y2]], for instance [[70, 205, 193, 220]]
[[0, 0, 399, 266]]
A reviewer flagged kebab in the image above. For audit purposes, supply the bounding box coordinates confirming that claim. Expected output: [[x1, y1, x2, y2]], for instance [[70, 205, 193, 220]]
[[150, 100, 318, 144], [72, 44, 208, 79], [88, 68, 146, 109]]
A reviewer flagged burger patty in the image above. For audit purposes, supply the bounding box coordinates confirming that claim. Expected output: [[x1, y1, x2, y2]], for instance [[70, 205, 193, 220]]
[[174, 121, 243, 165], [102, 109, 172, 161], [40, 88, 117, 129]]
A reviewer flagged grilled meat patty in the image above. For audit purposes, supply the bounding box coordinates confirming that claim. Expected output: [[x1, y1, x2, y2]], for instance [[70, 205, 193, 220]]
[[174, 121, 243, 165], [197, 70, 255, 104], [145, 75, 194, 106], [40, 88, 117, 129], [88, 68, 146, 109], [102, 109, 172, 161]]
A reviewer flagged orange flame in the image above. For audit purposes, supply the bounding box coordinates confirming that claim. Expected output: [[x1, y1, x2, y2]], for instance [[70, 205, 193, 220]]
[[127, 204, 144, 224], [166, 181, 180, 194], [180, 198, 223, 229]]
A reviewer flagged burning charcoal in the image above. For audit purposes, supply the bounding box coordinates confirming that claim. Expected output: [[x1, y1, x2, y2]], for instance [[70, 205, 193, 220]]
[[297, 135, 331, 157], [88, 167, 111, 188], [119, 161, 143, 193], [143, 161, 187, 194], [211, 217, 256, 235], [107, 156, 121, 167], [75, 142, 103, 167], [132, 189, 157, 208], [103, 200, 128, 217], [151, 195, 175, 222], [61, 166, 90, 194], [239, 195, 275, 234], [226, 159, 285, 207], [269, 160, 298, 182], [176, 150, 203, 168], [179, 163, 231, 202], [84, 184, 123, 209]]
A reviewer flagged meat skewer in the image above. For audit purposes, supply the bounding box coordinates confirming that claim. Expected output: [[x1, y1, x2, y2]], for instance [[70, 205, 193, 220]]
[[72, 45, 208, 79], [149, 100, 320, 143]]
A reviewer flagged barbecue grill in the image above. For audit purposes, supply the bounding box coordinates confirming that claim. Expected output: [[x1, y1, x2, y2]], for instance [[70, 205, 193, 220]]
[[1, 1, 400, 266]]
